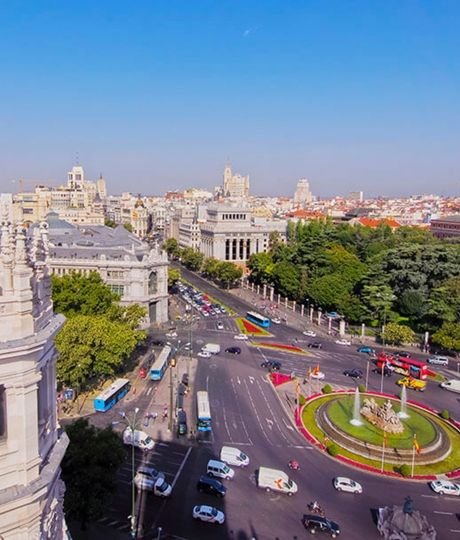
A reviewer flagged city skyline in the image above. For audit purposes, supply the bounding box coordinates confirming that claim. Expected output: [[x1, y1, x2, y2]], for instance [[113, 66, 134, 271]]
[[0, 1, 459, 197]]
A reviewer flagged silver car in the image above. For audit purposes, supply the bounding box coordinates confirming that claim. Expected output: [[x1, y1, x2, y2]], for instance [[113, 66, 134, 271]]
[[134, 466, 165, 491]]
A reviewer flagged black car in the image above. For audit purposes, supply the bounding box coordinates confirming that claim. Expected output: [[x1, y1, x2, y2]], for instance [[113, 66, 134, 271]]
[[261, 360, 281, 371], [308, 342, 322, 349], [394, 351, 411, 358], [343, 368, 363, 379], [197, 475, 227, 498], [302, 515, 340, 537], [372, 366, 392, 377], [152, 339, 165, 346], [225, 347, 241, 355]]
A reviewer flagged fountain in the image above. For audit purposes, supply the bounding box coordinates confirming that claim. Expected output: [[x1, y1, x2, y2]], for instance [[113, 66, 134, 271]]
[[350, 387, 363, 426], [398, 385, 409, 419]]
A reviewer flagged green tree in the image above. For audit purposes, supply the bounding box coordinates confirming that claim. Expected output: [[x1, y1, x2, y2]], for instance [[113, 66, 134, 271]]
[[360, 284, 396, 324], [62, 418, 125, 530], [286, 220, 296, 243], [426, 277, 460, 326], [432, 322, 460, 352], [307, 274, 351, 310], [202, 257, 220, 278], [381, 322, 415, 345], [180, 247, 204, 271], [52, 272, 119, 318], [215, 261, 243, 288], [247, 252, 274, 285], [104, 219, 117, 228], [107, 303, 147, 330], [55, 315, 145, 389], [168, 268, 181, 288], [163, 238, 180, 257], [398, 289, 427, 318], [123, 222, 133, 233], [271, 261, 300, 299]]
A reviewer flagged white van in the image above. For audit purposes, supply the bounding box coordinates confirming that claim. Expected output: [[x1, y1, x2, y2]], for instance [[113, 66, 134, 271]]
[[427, 355, 449, 366], [440, 379, 460, 394], [123, 427, 155, 451], [201, 343, 221, 355], [257, 467, 298, 496], [220, 446, 250, 468], [207, 459, 235, 480]]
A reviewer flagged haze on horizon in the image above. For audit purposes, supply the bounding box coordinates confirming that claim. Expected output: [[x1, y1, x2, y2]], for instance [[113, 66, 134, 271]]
[[0, 1, 459, 198]]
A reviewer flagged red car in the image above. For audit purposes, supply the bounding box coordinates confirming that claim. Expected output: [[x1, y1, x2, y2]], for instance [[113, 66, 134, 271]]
[[139, 367, 147, 379]]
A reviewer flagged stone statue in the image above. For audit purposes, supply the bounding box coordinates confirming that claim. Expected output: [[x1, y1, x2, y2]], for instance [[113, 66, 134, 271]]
[[377, 497, 436, 539], [360, 398, 404, 434], [403, 496, 413, 515]]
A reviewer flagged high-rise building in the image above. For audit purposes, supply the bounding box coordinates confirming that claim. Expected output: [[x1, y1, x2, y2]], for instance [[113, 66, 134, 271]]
[[0, 221, 69, 539], [293, 179, 312, 206], [223, 164, 250, 199], [349, 191, 364, 203]]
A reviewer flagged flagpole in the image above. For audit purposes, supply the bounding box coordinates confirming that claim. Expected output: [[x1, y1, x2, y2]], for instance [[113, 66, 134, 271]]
[[411, 442, 416, 478], [380, 429, 386, 472], [296, 379, 300, 421]]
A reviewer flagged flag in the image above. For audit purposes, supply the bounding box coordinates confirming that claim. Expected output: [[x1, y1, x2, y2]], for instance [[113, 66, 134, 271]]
[[313, 364, 320, 375], [413, 434, 421, 455], [307, 367, 312, 377], [296, 381, 300, 394]]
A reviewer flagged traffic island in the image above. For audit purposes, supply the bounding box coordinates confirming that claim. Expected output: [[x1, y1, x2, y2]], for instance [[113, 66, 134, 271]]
[[297, 390, 460, 480], [235, 317, 272, 337], [250, 341, 309, 355]]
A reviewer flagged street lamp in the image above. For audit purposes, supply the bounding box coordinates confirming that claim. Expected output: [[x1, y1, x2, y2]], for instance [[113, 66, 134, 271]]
[[166, 339, 191, 432], [120, 407, 140, 538]]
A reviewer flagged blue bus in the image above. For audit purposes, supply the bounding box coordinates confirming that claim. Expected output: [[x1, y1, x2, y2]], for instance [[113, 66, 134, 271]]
[[246, 311, 271, 328], [93, 378, 131, 412], [196, 391, 212, 432], [149, 345, 172, 381]]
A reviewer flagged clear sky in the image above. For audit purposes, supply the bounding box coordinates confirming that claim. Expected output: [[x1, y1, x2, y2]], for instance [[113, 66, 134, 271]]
[[0, 1, 459, 198]]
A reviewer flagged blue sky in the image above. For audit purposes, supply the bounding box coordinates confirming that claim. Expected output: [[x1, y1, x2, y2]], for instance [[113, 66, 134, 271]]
[[0, 1, 459, 197]]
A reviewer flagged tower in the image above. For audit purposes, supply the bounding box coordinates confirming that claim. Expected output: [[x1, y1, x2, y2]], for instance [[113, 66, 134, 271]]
[[0, 219, 68, 539], [223, 163, 232, 196]]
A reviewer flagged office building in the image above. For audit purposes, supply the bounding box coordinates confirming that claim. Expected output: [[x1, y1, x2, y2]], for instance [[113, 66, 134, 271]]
[[293, 179, 313, 206]]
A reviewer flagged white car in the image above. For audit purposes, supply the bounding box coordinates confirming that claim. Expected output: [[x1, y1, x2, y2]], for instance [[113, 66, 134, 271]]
[[272, 317, 281, 324], [311, 371, 325, 380], [197, 351, 212, 358], [216, 321, 224, 330], [333, 477, 363, 494], [429, 480, 460, 496], [303, 330, 317, 337], [192, 505, 225, 524], [234, 334, 248, 341], [335, 339, 351, 346], [165, 331, 178, 338]]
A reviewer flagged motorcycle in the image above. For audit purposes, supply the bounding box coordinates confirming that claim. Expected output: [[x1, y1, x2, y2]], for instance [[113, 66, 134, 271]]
[[308, 502, 325, 517], [288, 460, 300, 471]]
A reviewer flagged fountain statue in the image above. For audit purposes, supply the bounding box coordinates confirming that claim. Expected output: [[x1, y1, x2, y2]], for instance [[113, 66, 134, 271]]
[[350, 387, 363, 426], [377, 496, 436, 539], [360, 398, 404, 434], [398, 385, 409, 419]]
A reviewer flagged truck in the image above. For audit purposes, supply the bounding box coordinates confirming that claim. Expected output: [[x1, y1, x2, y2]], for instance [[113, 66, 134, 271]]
[[122, 427, 155, 451], [440, 379, 460, 394], [201, 343, 221, 355], [257, 467, 298, 496]]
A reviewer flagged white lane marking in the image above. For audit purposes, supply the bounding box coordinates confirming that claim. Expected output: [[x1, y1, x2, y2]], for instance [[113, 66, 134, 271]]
[[237, 376, 241, 384], [171, 446, 192, 489], [243, 378, 271, 443], [146, 387, 153, 396], [248, 376, 255, 384], [434, 511, 454, 515], [450, 530, 460, 533], [222, 441, 254, 446], [255, 379, 290, 443], [421, 494, 437, 498], [222, 408, 233, 442], [290, 445, 313, 449], [266, 418, 274, 430], [282, 418, 294, 431], [230, 377, 254, 445]]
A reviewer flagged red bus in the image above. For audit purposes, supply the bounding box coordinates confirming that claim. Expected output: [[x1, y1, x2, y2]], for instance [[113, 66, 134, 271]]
[[376, 353, 428, 380]]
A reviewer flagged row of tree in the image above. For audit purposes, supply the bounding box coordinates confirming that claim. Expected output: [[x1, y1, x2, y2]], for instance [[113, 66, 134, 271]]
[[247, 220, 460, 350], [52, 271, 147, 390], [163, 239, 243, 288]]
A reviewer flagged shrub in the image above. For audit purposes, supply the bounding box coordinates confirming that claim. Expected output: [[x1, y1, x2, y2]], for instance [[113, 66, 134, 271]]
[[322, 384, 333, 394], [440, 409, 450, 420], [399, 464, 411, 477], [327, 444, 339, 457], [299, 394, 306, 406], [358, 384, 366, 393]]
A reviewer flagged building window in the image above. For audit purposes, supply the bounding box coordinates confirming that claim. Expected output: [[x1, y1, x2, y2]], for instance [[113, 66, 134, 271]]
[[109, 284, 125, 296], [239, 239, 244, 259], [232, 239, 237, 260], [0, 385, 6, 439], [246, 239, 251, 259], [225, 239, 230, 260], [148, 271, 158, 294]]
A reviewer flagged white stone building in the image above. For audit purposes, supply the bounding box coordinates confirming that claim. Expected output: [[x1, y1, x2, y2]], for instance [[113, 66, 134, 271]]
[[293, 179, 313, 206], [0, 221, 69, 539], [223, 164, 250, 199]]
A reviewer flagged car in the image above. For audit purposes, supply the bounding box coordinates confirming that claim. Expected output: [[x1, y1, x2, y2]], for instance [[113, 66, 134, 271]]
[[333, 477, 363, 494], [202, 311, 209, 317], [192, 505, 225, 524], [220, 306, 227, 313], [271, 317, 281, 324], [394, 351, 411, 358], [302, 515, 340, 537], [198, 351, 212, 358], [335, 339, 351, 346], [261, 360, 281, 371], [357, 346, 374, 354], [397, 376, 426, 392], [372, 366, 392, 377], [429, 480, 460, 496], [303, 330, 317, 337], [216, 321, 224, 330], [234, 334, 248, 341], [326, 311, 341, 319], [343, 368, 363, 379], [311, 371, 325, 380], [134, 466, 165, 490], [197, 475, 227, 498], [225, 347, 241, 355], [152, 339, 165, 346], [166, 331, 178, 338], [308, 341, 322, 349], [427, 355, 449, 366]]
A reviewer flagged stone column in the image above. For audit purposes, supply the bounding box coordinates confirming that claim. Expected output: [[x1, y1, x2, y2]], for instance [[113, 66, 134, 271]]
[[328, 317, 332, 334], [309, 306, 314, 322], [284, 297, 288, 308], [292, 301, 296, 312], [256, 284, 260, 295], [251, 282, 254, 291], [301, 304, 304, 317], [277, 293, 280, 305], [317, 309, 322, 326], [270, 287, 274, 302], [361, 323, 365, 339], [263, 284, 267, 298], [339, 320, 346, 337]]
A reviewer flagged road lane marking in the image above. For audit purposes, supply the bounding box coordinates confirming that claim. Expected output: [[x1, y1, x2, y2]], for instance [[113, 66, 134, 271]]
[[282, 418, 294, 431], [146, 387, 152, 396], [222, 407, 233, 441], [171, 446, 192, 489], [433, 511, 454, 515], [244, 378, 271, 443], [237, 376, 241, 384], [450, 530, 460, 533], [256, 379, 290, 443], [222, 441, 253, 446], [248, 376, 255, 384], [230, 378, 254, 445], [266, 418, 274, 430]]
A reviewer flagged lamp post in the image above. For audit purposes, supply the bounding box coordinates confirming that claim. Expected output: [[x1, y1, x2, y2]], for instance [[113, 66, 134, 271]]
[[119, 407, 140, 538], [166, 339, 191, 432]]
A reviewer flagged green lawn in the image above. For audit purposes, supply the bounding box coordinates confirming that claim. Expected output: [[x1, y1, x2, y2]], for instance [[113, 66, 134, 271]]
[[326, 396, 437, 449], [302, 394, 460, 475]]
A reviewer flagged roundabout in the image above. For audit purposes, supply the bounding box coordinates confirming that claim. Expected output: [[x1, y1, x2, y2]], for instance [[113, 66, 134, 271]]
[[299, 389, 460, 479]]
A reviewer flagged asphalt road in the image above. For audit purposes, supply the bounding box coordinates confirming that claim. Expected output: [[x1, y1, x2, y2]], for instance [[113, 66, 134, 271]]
[[88, 266, 460, 540]]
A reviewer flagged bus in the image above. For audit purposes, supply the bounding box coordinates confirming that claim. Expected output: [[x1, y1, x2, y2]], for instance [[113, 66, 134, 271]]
[[149, 345, 172, 381], [376, 353, 428, 380], [94, 378, 131, 412], [246, 311, 271, 328], [196, 391, 212, 432]]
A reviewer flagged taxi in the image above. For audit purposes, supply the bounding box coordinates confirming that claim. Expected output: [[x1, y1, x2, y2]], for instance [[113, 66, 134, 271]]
[[397, 376, 426, 392]]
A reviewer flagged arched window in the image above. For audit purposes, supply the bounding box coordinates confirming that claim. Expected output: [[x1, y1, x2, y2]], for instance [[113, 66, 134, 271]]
[[149, 271, 158, 294]]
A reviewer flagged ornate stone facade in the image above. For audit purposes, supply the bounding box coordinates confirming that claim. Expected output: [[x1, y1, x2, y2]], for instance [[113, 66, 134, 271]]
[[360, 398, 404, 434], [0, 219, 69, 539]]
